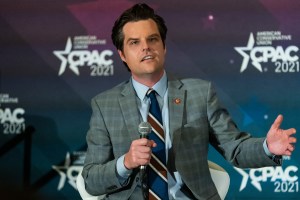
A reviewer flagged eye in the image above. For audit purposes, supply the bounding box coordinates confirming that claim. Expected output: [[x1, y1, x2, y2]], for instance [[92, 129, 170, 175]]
[[149, 37, 158, 42], [129, 40, 139, 45]]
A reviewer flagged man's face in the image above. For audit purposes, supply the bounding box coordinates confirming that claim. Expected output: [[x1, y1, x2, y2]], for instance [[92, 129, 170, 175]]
[[118, 19, 166, 84]]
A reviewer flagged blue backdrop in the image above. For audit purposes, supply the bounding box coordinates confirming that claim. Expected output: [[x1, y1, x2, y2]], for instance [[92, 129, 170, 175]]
[[0, 0, 299, 199]]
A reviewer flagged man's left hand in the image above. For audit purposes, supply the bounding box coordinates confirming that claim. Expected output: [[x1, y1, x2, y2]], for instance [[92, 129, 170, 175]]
[[267, 114, 297, 156]]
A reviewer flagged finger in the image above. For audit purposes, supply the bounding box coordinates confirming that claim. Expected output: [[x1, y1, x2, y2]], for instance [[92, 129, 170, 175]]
[[138, 151, 153, 165], [136, 138, 149, 146], [287, 144, 295, 152], [284, 150, 292, 156], [138, 145, 152, 153], [288, 137, 297, 144], [141, 158, 151, 165], [271, 114, 283, 130], [138, 150, 152, 159], [137, 157, 151, 166], [285, 128, 297, 136]]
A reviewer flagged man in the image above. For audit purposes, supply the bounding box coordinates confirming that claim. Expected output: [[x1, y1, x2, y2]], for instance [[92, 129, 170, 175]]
[[82, 3, 296, 200]]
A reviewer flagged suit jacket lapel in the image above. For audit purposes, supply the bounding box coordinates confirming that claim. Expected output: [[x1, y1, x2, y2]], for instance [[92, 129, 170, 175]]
[[168, 76, 185, 146], [118, 76, 186, 146], [119, 80, 142, 141]]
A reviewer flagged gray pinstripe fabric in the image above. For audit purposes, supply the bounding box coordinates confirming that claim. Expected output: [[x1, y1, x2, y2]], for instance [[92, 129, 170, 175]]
[[82, 75, 280, 200]]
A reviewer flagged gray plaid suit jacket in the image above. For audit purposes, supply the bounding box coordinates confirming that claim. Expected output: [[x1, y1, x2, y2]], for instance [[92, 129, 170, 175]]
[[82, 75, 279, 200]]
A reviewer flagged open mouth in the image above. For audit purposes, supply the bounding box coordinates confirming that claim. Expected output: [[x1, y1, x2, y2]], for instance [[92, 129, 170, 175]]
[[141, 55, 154, 62]]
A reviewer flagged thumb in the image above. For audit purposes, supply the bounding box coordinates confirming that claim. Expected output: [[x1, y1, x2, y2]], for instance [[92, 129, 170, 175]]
[[271, 114, 283, 130], [149, 140, 157, 148]]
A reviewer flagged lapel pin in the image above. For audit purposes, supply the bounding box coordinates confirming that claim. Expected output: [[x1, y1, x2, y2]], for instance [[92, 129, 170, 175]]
[[174, 98, 181, 104]]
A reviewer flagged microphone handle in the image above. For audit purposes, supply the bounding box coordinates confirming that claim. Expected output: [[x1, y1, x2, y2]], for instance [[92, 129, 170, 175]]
[[140, 133, 148, 170]]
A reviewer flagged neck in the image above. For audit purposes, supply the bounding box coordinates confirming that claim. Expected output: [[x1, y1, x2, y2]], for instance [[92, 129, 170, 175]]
[[132, 71, 164, 88]]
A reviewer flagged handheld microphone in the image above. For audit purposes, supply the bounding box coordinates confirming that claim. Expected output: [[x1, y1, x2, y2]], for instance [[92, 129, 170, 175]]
[[138, 122, 152, 170]]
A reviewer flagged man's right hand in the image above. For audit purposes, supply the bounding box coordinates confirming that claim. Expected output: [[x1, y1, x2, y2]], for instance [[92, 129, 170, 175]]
[[124, 138, 157, 169]]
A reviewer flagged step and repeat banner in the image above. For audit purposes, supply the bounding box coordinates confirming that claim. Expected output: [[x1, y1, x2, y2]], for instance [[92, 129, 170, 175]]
[[0, 0, 299, 199]]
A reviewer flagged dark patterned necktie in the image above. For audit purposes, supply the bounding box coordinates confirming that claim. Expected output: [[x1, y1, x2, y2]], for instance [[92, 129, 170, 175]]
[[146, 89, 168, 200]]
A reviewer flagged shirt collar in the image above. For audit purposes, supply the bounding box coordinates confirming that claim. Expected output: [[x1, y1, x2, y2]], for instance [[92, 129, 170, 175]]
[[132, 71, 167, 101]]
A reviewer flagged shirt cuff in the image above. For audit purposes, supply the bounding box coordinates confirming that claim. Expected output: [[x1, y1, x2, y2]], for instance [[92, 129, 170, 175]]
[[116, 155, 132, 184], [263, 139, 273, 157], [263, 139, 282, 164]]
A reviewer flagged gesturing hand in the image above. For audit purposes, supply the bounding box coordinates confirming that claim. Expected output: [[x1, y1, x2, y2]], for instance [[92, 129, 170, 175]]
[[266, 114, 297, 156]]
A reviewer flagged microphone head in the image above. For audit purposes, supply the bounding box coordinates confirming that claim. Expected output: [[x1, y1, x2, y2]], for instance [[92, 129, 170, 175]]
[[138, 122, 152, 136]]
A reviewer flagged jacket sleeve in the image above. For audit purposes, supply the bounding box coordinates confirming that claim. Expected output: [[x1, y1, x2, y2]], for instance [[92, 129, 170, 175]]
[[206, 82, 280, 168], [82, 97, 131, 195]]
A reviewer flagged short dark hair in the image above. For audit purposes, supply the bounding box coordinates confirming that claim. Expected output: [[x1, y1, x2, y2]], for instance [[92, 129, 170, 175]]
[[111, 3, 168, 52]]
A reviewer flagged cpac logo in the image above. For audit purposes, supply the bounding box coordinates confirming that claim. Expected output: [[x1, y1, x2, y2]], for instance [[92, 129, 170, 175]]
[[52, 152, 84, 190], [234, 166, 298, 192], [0, 108, 25, 124], [235, 33, 299, 73], [53, 37, 113, 76]]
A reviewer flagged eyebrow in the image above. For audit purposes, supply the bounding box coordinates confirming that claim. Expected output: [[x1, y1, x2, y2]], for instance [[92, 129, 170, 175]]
[[125, 33, 161, 44], [148, 33, 160, 38], [126, 37, 138, 44]]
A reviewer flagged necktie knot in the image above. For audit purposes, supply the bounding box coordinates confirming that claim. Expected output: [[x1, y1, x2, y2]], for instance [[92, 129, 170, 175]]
[[146, 88, 156, 99]]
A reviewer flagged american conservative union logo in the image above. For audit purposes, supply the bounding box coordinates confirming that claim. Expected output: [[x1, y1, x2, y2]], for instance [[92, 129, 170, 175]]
[[53, 35, 114, 76], [234, 162, 299, 193], [235, 31, 299, 73], [0, 93, 25, 134]]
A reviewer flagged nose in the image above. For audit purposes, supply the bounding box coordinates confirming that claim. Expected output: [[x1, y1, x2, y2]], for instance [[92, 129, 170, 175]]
[[142, 47, 150, 52], [141, 40, 150, 52]]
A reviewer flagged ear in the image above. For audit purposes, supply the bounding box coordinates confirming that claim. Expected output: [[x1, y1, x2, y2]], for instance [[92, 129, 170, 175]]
[[118, 50, 126, 62]]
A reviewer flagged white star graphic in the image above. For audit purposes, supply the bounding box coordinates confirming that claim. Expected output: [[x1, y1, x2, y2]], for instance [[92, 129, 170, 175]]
[[235, 33, 263, 73], [52, 152, 71, 190], [234, 167, 262, 192], [53, 38, 80, 76]]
